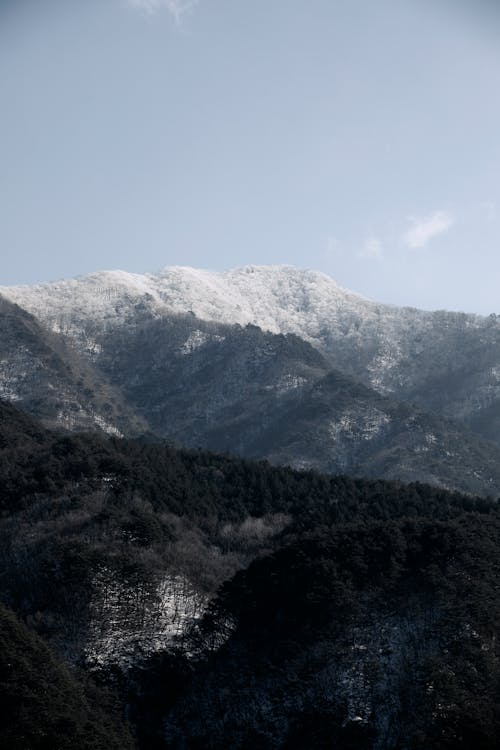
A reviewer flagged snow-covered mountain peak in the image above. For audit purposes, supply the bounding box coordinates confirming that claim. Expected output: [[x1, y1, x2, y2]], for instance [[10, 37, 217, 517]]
[[0, 264, 376, 341], [4, 263, 500, 469], [2, 263, 492, 398], [150, 264, 376, 337]]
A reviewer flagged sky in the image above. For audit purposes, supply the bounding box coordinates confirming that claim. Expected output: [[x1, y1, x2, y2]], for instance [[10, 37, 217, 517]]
[[1, 0, 500, 313]]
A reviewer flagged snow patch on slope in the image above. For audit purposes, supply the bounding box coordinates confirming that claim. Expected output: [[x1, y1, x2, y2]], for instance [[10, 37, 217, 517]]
[[179, 329, 225, 355], [86, 567, 207, 668], [329, 407, 391, 444], [264, 373, 309, 395], [55, 408, 123, 437], [326, 407, 392, 471]]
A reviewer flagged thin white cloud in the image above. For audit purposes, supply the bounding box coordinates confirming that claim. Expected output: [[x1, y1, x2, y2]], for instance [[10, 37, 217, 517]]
[[403, 210, 455, 249], [128, 0, 198, 22], [358, 237, 384, 261]]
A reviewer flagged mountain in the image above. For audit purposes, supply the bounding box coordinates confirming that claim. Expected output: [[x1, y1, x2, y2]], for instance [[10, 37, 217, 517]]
[[3, 269, 500, 747], [3, 265, 500, 495], [90, 313, 500, 496], [2, 401, 500, 749], [0, 398, 482, 664], [3, 264, 500, 445]]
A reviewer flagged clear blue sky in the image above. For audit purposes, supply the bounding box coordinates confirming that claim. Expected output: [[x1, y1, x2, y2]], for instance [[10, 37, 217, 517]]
[[1, 0, 500, 313]]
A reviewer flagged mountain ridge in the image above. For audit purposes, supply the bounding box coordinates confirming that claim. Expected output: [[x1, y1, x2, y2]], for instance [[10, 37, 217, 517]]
[[4, 263, 500, 432], [3, 265, 500, 495]]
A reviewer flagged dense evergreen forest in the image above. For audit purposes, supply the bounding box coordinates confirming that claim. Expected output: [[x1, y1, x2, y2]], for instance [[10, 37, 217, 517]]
[[2, 399, 500, 748]]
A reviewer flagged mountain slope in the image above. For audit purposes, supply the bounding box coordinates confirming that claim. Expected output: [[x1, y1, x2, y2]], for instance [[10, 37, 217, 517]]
[[2, 277, 500, 494], [0, 294, 148, 436], [95, 314, 327, 448], [3, 401, 500, 749], [79, 312, 500, 496], [0, 603, 135, 750], [3, 265, 500, 446], [0, 398, 492, 665], [164, 516, 500, 750], [249, 369, 500, 495]]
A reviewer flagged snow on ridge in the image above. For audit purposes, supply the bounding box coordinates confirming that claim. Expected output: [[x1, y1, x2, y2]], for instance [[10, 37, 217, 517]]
[[0, 264, 489, 368], [1, 264, 375, 337], [3, 264, 496, 398]]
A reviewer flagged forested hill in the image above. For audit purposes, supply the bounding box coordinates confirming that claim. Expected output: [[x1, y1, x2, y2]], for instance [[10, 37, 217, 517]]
[[2, 400, 500, 748], [0, 398, 490, 522]]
